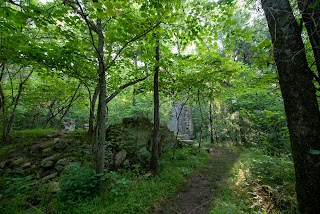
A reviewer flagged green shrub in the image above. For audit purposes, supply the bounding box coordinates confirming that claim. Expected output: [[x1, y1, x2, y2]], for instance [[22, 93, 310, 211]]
[[58, 163, 130, 201], [108, 173, 130, 196], [240, 148, 298, 213], [58, 163, 105, 201], [0, 175, 35, 197]]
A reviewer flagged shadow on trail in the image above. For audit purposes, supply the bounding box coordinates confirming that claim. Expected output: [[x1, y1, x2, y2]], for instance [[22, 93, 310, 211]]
[[157, 147, 240, 214]]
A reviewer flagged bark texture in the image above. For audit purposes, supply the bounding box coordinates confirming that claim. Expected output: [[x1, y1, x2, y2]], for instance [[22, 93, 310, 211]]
[[151, 39, 160, 175], [88, 86, 99, 135], [209, 100, 214, 144], [94, 19, 106, 173], [298, 0, 320, 75], [261, 0, 320, 212]]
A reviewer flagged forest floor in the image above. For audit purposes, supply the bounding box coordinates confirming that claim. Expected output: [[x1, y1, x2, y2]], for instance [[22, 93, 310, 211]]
[[157, 147, 239, 214]]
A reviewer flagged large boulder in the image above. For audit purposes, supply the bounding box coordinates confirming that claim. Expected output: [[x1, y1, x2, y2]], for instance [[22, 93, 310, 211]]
[[42, 147, 53, 157], [106, 117, 175, 167], [55, 158, 69, 171], [40, 154, 60, 168], [13, 157, 27, 166]]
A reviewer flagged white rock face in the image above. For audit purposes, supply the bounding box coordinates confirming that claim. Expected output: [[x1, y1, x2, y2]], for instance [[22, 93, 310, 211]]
[[167, 101, 194, 140], [62, 120, 75, 131]]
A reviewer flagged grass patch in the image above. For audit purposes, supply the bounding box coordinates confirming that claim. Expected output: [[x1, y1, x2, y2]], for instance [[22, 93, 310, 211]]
[[209, 147, 297, 214], [0, 128, 56, 161]]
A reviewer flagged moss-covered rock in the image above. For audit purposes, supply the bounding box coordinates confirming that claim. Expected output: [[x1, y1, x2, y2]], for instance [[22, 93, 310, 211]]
[[106, 117, 175, 168]]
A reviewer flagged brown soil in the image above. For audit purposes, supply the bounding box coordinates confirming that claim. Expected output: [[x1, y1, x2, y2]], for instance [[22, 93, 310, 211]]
[[157, 148, 239, 214]]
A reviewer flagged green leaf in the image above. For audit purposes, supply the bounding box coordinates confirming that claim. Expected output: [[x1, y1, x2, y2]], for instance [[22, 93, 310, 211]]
[[308, 150, 320, 155], [106, 2, 114, 16], [92, 2, 102, 9]]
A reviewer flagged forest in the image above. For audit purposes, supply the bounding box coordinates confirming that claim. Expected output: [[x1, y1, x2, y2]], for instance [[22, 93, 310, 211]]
[[0, 0, 320, 213]]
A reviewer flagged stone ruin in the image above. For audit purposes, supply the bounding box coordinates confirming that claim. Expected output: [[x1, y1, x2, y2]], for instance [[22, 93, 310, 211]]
[[62, 120, 75, 131], [167, 101, 194, 140]]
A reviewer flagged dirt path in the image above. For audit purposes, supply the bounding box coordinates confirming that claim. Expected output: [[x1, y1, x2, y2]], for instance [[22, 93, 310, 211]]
[[157, 148, 239, 214]]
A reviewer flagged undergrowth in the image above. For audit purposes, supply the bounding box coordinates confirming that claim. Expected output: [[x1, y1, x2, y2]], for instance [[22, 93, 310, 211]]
[[1, 146, 211, 214], [210, 147, 297, 214]]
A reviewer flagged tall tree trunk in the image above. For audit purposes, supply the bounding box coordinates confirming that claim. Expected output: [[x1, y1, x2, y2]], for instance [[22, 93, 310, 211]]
[[151, 39, 160, 175], [93, 19, 106, 173], [89, 86, 99, 135], [261, 0, 320, 212], [209, 99, 215, 144], [2, 107, 9, 144], [298, 0, 320, 75], [0, 64, 8, 144], [197, 90, 204, 149], [132, 88, 137, 118]]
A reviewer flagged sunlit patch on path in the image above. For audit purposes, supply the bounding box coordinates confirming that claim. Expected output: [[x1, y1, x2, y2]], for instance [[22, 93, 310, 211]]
[[157, 148, 239, 214]]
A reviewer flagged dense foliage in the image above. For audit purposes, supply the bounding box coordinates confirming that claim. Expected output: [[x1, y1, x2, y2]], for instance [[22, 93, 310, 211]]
[[2, 0, 319, 212]]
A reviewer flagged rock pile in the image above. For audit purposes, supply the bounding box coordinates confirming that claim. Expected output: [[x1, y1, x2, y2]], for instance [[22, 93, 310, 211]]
[[0, 136, 71, 179]]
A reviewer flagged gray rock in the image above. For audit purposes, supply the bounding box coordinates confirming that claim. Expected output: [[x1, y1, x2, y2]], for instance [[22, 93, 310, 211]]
[[40, 141, 56, 149], [43, 172, 58, 181], [168, 101, 194, 140], [83, 124, 89, 130], [143, 172, 152, 179], [54, 142, 67, 150], [22, 162, 32, 169], [53, 138, 60, 143], [115, 150, 127, 168], [31, 164, 38, 169], [55, 165, 65, 172], [13, 158, 27, 166], [42, 147, 53, 157], [123, 159, 130, 168], [55, 158, 69, 171], [30, 144, 41, 154], [41, 154, 60, 168], [56, 158, 69, 166], [62, 120, 75, 131], [41, 160, 54, 168], [14, 168, 25, 175]]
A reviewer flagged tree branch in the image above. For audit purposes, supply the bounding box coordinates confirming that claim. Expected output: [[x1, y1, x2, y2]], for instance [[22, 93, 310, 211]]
[[308, 68, 320, 85], [0, 63, 6, 110], [8, 67, 34, 133], [7, 0, 26, 12], [104, 21, 162, 71], [58, 83, 81, 124], [106, 74, 151, 104]]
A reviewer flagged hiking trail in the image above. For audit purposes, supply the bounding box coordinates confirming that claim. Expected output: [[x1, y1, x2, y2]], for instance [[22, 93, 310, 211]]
[[157, 147, 239, 214]]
